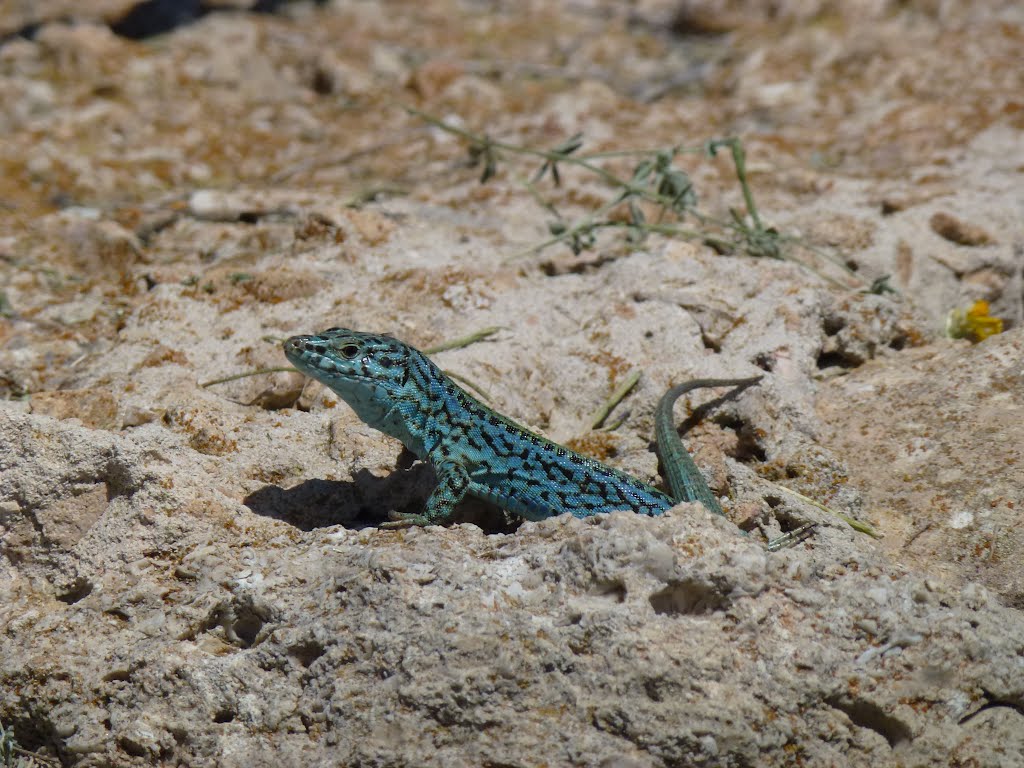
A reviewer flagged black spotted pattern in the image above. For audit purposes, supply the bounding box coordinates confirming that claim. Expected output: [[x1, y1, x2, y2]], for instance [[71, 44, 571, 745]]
[[285, 328, 678, 522]]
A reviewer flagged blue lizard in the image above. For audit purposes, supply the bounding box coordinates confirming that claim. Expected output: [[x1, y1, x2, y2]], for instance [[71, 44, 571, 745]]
[[284, 328, 761, 526]]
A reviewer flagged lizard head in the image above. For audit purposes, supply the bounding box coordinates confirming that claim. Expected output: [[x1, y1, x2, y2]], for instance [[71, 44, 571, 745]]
[[283, 327, 412, 397]]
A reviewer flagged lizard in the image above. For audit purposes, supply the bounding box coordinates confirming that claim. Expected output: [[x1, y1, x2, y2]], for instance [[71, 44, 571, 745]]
[[283, 327, 767, 528]]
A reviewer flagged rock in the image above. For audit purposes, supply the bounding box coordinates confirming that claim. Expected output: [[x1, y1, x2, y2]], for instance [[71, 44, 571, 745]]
[[1, 2, 1023, 766], [929, 212, 995, 247], [3, 412, 1024, 766], [30, 389, 118, 429], [817, 329, 1024, 603]]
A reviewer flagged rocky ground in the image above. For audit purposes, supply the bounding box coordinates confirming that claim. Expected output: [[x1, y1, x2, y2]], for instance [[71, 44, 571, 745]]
[[1, 1, 1022, 766]]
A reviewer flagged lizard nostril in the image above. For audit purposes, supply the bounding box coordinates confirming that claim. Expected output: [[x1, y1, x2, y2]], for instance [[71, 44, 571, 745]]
[[284, 336, 312, 353]]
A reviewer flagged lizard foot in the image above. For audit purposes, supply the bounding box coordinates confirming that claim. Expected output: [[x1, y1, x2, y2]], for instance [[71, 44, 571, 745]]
[[379, 511, 433, 529], [766, 522, 818, 552]]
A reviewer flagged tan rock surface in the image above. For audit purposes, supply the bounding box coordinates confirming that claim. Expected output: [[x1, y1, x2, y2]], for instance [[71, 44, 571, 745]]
[[1, 1, 1022, 766]]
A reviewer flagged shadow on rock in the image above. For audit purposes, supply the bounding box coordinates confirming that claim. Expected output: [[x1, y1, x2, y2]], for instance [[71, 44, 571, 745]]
[[243, 464, 435, 531], [244, 463, 519, 533]]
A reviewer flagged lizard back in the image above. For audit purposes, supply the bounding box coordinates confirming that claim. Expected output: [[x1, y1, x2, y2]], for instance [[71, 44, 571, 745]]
[[284, 328, 675, 521]]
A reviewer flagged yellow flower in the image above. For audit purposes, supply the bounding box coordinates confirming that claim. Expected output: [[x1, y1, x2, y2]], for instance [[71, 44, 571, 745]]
[[946, 300, 1003, 342]]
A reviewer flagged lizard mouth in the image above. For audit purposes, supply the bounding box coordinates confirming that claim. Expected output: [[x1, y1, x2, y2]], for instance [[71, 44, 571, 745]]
[[283, 335, 318, 362], [284, 335, 335, 373], [283, 335, 314, 352]]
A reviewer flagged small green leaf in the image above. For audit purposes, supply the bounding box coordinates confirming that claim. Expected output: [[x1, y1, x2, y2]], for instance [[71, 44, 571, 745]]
[[628, 199, 645, 226], [480, 147, 497, 183], [552, 132, 584, 155], [866, 275, 898, 295], [631, 159, 655, 182]]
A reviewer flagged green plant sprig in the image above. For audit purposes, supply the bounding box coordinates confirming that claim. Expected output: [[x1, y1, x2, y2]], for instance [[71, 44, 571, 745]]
[[408, 107, 870, 288]]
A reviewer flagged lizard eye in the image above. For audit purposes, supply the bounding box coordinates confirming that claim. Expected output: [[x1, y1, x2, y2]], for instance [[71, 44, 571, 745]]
[[339, 344, 360, 359]]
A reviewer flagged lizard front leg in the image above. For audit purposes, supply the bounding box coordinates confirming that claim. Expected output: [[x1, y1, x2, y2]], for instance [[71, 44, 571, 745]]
[[382, 459, 471, 527]]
